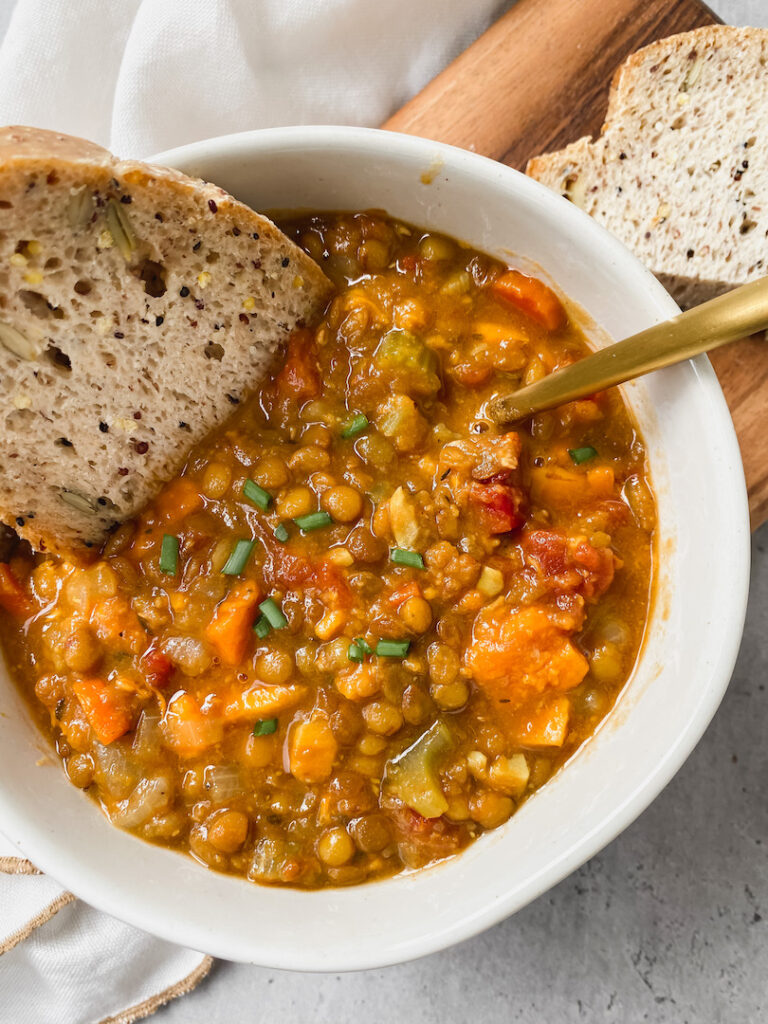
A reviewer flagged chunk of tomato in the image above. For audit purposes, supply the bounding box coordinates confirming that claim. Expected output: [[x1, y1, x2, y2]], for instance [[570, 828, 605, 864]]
[[140, 643, 175, 688], [469, 481, 526, 534]]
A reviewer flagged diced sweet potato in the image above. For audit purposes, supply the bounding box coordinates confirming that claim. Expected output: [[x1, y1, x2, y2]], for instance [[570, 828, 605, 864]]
[[90, 597, 146, 654], [155, 478, 203, 524], [205, 579, 261, 665], [529, 466, 588, 507], [162, 690, 221, 758], [586, 465, 615, 497], [465, 603, 588, 705], [223, 683, 304, 722], [509, 695, 571, 748], [288, 712, 338, 783], [72, 677, 134, 745]]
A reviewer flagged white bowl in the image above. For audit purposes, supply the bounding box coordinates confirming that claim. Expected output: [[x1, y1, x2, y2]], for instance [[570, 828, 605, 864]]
[[0, 127, 750, 969]]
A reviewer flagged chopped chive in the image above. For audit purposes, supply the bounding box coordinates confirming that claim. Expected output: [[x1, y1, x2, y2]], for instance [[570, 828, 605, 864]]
[[376, 639, 410, 658], [259, 596, 288, 629], [390, 548, 425, 569], [274, 522, 289, 543], [221, 538, 255, 575], [253, 616, 271, 639], [159, 534, 179, 574], [293, 511, 333, 532], [354, 637, 373, 655], [347, 641, 364, 662], [243, 478, 272, 510], [341, 413, 369, 439], [253, 718, 277, 736], [569, 446, 598, 465]]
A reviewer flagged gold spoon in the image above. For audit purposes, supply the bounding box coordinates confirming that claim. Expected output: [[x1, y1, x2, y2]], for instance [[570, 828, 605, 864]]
[[489, 275, 768, 423]]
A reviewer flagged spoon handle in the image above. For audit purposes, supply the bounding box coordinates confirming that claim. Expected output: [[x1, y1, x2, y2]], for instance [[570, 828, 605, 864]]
[[489, 275, 768, 423]]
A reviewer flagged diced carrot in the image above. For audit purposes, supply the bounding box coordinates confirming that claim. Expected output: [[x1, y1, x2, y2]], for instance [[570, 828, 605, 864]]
[[275, 328, 321, 400], [90, 597, 147, 654], [491, 270, 567, 331], [223, 683, 304, 722], [72, 677, 134, 745], [205, 579, 261, 666], [465, 604, 588, 704], [288, 712, 338, 783], [155, 478, 204, 524], [162, 690, 221, 758], [509, 695, 571, 748], [0, 563, 33, 618], [388, 581, 422, 610]]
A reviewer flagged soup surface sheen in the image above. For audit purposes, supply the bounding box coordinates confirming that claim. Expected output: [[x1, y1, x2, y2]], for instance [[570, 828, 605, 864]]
[[0, 211, 654, 888]]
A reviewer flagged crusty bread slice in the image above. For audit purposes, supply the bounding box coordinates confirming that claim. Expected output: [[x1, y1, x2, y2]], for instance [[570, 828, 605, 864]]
[[0, 126, 333, 556], [527, 26, 768, 309]]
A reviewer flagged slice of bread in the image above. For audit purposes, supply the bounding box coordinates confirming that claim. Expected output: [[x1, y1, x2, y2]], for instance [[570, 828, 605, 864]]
[[0, 126, 333, 556], [527, 26, 768, 309]]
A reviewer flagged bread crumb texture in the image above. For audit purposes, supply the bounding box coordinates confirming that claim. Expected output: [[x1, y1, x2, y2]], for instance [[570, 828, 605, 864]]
[[527, 26, 767, 308], [0, 126, 332, 555]]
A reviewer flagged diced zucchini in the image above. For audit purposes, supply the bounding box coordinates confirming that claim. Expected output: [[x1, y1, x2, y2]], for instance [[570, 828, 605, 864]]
[[383, 720, 453, 818], [374, 329, 440, 395]]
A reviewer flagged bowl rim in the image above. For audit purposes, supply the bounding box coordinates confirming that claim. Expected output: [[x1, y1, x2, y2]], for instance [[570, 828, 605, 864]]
[[0, 125, 751, 970]]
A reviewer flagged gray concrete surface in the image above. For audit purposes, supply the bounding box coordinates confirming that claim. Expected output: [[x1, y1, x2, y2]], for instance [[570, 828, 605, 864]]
[[154, 1, 768, 1020]]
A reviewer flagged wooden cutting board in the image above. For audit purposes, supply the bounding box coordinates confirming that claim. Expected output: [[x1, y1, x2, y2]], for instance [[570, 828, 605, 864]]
[[384, 0, 768, 530]]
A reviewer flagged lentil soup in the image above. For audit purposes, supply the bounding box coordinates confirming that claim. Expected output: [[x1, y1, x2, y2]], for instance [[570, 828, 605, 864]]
[[0, 211, 654, 888]]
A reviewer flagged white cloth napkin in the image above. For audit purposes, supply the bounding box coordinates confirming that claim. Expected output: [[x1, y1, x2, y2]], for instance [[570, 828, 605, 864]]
[[0, 836, 212, 1023], [0, 0, 508, 1020], [0, 0, 507, 158]]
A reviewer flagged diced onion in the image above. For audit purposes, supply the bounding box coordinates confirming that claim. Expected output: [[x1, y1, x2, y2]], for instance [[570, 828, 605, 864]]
[[110, 775, 172, 828], [162, 635, 212, 676], [203, 764, 241, 803], [132, 708, 162, 760], [91, 742, 140, 799], [248, 837, 289, 883]]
